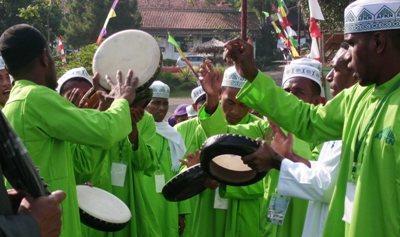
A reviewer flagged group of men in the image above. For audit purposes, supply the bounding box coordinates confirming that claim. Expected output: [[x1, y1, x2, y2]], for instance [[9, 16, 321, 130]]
[[0, 0, 399, 236]]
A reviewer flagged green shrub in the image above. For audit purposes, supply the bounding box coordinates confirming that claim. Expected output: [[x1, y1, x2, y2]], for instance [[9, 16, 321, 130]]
[[55, 44, 98, 78]]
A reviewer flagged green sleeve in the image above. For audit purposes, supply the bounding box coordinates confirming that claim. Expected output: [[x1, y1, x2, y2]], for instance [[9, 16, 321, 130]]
[[227, 119, 271, 139], [132, 135, 157, 175], [220, 181, 264, 200], [28, 89, 131, 148], [237, 72, 346, 144], [198, 104, 228, 137]]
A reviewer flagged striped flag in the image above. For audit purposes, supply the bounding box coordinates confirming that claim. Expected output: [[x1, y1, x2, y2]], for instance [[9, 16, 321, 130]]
[[57, 35, 67, 64], [96, 0, 119, 45]]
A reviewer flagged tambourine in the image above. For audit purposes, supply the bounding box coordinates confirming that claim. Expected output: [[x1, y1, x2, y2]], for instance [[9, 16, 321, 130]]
[[93, 29, 162, 92], [76, 185, 132, 232], [162, 164, 208, 201], [200, 134, 266, 186]]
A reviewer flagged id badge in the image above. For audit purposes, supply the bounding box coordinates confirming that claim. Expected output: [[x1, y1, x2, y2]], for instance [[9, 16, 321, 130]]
[[267, 194, 291, 225], [111, 162, 127, 187], [155, 171, 165, 193], [342, 182, 356, 224], [213, 187, 228, 210]]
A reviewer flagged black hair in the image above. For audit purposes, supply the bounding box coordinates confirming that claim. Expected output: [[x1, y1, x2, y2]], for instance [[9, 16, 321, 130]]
[[0, 24, 47, 75]]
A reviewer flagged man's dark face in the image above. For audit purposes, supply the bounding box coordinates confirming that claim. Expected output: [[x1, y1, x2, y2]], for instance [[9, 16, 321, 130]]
[[60, 78, 92, 98], [44, 48, 58, 90], [221, 87, 250, 125], [326, 49, 357, 96], [0, 69, 11, 106], [283, 77, 321, 105], [344, 33, 376, 86], [146, 97, 169, 122]]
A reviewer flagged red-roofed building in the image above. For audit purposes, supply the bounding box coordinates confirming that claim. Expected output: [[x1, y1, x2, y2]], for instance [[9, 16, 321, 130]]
[[138, 0, 260, 60]]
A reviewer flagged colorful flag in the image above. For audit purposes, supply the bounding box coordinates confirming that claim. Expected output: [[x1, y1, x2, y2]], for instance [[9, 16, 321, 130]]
[[96, 0, 119, 45], [57, 35, 66, 64]]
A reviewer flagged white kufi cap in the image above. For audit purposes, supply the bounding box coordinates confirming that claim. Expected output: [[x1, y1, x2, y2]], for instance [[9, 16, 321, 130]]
[[186, 105, 197, 117], [56, 67, 92, 92], [191, 86, 205, 104], [282, 58, 323, 96], [221, 66, 247, 89], [344, 0, 400, 34], [150, 80, 170, 99]]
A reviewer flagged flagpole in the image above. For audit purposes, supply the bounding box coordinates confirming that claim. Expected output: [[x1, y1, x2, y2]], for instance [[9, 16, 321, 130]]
[[241, 0, 248, 40]]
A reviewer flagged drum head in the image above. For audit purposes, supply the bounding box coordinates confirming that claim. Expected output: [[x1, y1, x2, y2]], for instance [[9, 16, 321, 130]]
[[76, 185, 131, 232], [162, 164, 207, 201], [93, 30, 161, 91], [200, 134, 266, 186]]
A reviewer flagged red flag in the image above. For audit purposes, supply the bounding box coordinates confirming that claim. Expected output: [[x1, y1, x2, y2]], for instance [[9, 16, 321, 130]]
[[309, 18, 322, 38], [57, 36, 67, 64]]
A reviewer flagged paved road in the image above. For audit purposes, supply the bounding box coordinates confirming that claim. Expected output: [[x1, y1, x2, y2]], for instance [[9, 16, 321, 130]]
[[167, 97, 192, 119]]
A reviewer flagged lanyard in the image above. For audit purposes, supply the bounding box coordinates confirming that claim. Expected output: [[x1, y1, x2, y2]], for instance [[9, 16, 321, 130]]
[[351, 79, 400, 182]]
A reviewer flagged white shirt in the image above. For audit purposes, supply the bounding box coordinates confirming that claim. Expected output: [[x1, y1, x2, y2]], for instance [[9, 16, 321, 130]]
[[277, 141, 342, 237]]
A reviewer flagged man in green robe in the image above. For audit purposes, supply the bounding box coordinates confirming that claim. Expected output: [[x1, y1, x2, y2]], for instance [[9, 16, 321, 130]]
[[198, 59, 324, 237], [134, 80, 188, 237], [57, 71, 157, 237], [224, 1, 400, 235], [0, 24, 138, 237], [175, 85, 206, 154]]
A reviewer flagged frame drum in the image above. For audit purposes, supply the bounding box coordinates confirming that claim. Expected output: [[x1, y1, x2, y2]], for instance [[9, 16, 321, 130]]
[[93, 29, 162, 92], [162, 164, 207, 202], [200, 134, 267, 186], [76, 185, 132, 232]]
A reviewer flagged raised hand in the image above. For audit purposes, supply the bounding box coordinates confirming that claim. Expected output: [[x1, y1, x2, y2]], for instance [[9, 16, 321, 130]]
[[107, 70, 139, 105], [19, 190, 66, 237], [224, 38, 258, 81], [199, 60, 222, 114], [269, 121, 294, 158], [199, 60, 222, 98]]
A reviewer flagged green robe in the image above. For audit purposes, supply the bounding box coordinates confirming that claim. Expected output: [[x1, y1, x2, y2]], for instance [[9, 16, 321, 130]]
[[2, 80, 132, 237], [236, 71, 400, 237], [176, 117, 200, 153], [199, 104, 315, 237], [134, 117, 189, 237], [191, 108, 264, 237], [175, 117, 201, 237], [74, 134, 157, 237]]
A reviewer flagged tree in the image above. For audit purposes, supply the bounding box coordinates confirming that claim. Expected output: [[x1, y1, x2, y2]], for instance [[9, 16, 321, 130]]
[[62, 0, 142, 48], [18, 0, 63, 43]]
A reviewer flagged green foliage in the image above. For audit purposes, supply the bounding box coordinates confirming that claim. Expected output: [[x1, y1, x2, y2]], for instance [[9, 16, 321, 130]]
[[0, 0, 62, 41], [55, 44, 98, 78], [18, 0, 63, 42], [163, 59, 176, 66], [0, 0, 31, 32], [61, 0, 142, 48]]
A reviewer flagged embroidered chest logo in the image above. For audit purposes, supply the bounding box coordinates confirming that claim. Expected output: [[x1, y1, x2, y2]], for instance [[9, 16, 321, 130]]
[[374, 127, 395, 145]]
